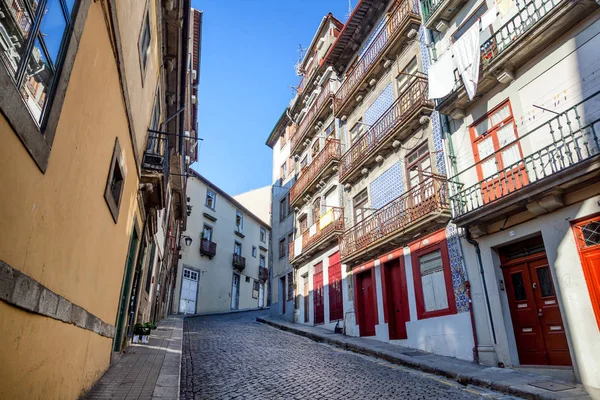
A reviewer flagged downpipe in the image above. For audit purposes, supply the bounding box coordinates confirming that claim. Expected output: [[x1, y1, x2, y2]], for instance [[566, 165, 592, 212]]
[[465, 281, 479, 364]]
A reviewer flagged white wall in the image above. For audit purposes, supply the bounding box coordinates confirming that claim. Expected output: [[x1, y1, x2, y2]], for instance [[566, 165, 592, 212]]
[[233, 185, 272, 227]]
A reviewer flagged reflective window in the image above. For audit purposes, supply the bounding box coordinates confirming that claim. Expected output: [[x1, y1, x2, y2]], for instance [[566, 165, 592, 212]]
[[511, 273, 527, 301], [536, 267, 555, 298]]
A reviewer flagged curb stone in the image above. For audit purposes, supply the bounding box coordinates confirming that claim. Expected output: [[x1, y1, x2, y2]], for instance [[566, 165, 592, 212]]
[[257, 316, 592, 400]]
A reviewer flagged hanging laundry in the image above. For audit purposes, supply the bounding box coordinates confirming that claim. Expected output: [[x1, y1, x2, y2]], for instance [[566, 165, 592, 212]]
[[497, 0, 515, 17], [480, 5, 498, 31], [294, 237, 302, 257], [427, 51, 456, 99], [451, 23, 481, 101]]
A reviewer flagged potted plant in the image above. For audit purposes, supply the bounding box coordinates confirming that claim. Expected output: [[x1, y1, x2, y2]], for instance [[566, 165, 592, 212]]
[[133, 322, 155, 344], [133, 323, 144, 343]]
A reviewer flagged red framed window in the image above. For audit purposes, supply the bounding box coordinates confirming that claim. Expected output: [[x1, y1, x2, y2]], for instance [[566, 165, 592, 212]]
[[572, 215, 600, 330], [328, 252, 343, 321], [470, 100, 528, 202], [411, 239, 457, 319], [314, 262, 325, 325]]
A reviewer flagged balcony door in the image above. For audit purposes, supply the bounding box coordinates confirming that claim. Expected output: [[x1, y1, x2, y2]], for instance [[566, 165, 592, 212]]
[[470, 101, 528, 204], [203, 224, 213, 241], [312, 197, 321, 227], [406, 142, 432, 216], [234, 242, 242, 256]]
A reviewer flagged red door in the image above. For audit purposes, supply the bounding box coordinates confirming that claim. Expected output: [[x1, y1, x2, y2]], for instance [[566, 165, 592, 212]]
[[572, 216, 600, 329], [356, 270, 376, 336], [383, 258, 410, 340], [328, 252, 343, 321], [502, 253, 572, 366], [313, 262, 324, 325]]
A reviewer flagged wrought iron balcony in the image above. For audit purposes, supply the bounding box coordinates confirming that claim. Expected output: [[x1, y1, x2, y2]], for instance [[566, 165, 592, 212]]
[[450, 91, 600, 230], [259, 266, 269, 282], [437, 0, 596, 116], [334, 0, 420, 119], [142, 132, 168, 173], [200, 238, 217, 258], [290, 80, 335, 155], [232, 254, 246, 272], [289, 207, 345, 265], [289, 139, 341, 207], [339, 77, 433, 183], [340, 175, 450, 265]]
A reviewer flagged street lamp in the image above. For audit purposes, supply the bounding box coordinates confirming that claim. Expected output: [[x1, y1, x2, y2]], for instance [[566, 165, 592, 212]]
[[181, 235, 193, 246]]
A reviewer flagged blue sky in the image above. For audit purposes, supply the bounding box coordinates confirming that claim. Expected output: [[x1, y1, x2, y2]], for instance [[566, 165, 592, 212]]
[[190, 0, 350, 195]]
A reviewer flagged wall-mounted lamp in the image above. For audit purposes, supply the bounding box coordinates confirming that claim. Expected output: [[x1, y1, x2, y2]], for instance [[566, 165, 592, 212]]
[[181, 235, 193, 246]]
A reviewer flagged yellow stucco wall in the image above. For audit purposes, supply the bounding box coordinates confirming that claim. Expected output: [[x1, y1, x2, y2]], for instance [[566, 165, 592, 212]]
[[0, 2, 142, 398]]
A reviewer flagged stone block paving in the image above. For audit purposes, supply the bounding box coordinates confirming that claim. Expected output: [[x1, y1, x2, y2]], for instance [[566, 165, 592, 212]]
[[181, 310, 519, 400], [84, 316, 182, 400]]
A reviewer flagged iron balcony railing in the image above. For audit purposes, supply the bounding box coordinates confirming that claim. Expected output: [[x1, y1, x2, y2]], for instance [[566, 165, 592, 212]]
[[421, 0, 446, 23], [450, 91, 600, 218], [232, 253, 246, 271], [143, 131, 169, 173], [199, 238, 217, 258], [340, 175, 449, 260], [259, 266, 269, 282], [290, 139, 341, 205], [334, 0, 420, 115], [339, 77, 433, 181], [289, 207, 345, 263], [290, 81, 335, 154]]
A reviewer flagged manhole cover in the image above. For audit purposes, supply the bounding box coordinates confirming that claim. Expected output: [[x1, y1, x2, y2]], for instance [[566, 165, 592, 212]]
[[403, 351, 427, 357], [529, 381, 575, 392]]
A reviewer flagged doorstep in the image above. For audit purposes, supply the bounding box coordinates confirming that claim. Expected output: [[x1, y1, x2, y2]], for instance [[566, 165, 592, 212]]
[[257, 316, 592, 400], [83, 315, 184, 400]]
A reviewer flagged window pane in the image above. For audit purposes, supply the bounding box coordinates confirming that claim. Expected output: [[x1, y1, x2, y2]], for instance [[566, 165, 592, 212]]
[[481, 157, 497, 179], [419, 250, 448, 312], [20, 38, 52, 121], [497, 122, 516, 147], [0, 0, 33, 76], [581, 222, 600, 247], [477, 136, 495, 159], [39, 0, 67, 66], [491, 105, 511, 126], [536, 267, 555, 297], [501, 144, 521, 169], [511, 273, 526, 301]]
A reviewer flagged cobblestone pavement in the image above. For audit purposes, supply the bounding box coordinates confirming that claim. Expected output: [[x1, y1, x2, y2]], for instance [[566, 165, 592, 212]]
[[181, 310, 521, 400]]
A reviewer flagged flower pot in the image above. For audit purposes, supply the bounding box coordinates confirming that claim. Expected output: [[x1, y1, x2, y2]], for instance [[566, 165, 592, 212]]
[[133, 335, 140, 343], [141, 335, 149, 344]]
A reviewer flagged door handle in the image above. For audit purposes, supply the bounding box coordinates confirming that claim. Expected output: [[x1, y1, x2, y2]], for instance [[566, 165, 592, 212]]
[[538, 308, 543, 317], [532, 282, 537, 289]]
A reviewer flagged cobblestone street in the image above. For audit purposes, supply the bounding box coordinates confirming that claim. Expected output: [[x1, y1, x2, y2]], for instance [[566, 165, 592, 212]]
[[181, 311, 520, 400]]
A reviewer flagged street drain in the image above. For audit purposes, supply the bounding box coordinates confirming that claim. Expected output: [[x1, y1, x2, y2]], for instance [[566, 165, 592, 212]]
[[529, 381, 575, 392]]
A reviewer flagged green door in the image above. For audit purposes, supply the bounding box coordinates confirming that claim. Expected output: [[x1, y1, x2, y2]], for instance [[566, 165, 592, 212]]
[[113, 227, 139, 352]]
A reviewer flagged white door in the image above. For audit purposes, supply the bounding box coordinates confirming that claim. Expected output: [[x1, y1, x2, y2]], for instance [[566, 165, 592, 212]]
[[231, 274, 240, 309], [179, 268, 198, 314], [258, 284, 264, 308]]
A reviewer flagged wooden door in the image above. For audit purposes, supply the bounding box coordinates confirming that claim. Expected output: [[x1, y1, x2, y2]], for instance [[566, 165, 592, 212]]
[[314, 263, 324, 325], [304, 275, 310, 323], [384, 259, 410, 340], [357, 270, 376, 336], [231, 274, 240, 310], [573, 216, 600, 328], [502, 253, 571, 366]]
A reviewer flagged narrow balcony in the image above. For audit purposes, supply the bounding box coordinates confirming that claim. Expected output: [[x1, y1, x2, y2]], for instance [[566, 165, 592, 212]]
[[140, 131, 169, 210], [340, 175, 450, 266], [421, 0, 468, 31], [297, 53, 320, 96], [437, 0, 596, 117], [339, 77, 434, 184], [334, 0, 420, 119], [290, 80, 335, 156], [289, 207, 345, 265], [232, 254, 246, 272], [259, 266, 269, 283], [289, 139, 341, 208], [450, 92, 600, 232], [199, 238, 217, 259]]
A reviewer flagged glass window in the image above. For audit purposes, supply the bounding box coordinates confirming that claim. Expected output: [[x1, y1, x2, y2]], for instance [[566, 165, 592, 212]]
[[279, 197, 287, 221], [205, 189, 216, 209], [235, 211, 243, 231], [279, 238, 285, 259], [139, 11, 151, 71], [511, 273, 527, 301], [536, 267, 555, 298], [452, 4, 487, 42], [252, 246, 257, 258], [0, 0, 72, 123], [349, 118, 363, 143], [396, 57, 418, 94], [259, 255, 265, 268], [260, 227, 266, 242], [419, 250, 449, 312]]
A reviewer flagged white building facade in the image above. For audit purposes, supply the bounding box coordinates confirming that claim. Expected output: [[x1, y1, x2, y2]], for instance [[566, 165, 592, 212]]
[[173, 172, 270, 315]]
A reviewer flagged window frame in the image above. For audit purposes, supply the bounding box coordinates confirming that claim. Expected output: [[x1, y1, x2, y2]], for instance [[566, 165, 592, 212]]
[[279, 196, 288, 221], [411, 239, 457, 319], [260, 227, 266, 243], [0, 0, 90, 172], [259, 254, 266, 268], [252, 246, 257, 258], [137, 1, 151, 84], [104, 137, 126, 223], [279, 237, 286, 259], [405, 141, 431, 189], [205, 188, 216, 209], [202, 224, 213, 241], [280, 161, 287, 179], [235, 210, 244, 232], [353, 189, 369, 224]]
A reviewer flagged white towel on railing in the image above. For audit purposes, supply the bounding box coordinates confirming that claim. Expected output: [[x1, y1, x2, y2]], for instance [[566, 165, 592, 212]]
[[294, 237, 302, 257], [451, 23, 481, 101], [428, 51, 456, 99], [480, 5, 497, 31], [309, 224, 317, 237]]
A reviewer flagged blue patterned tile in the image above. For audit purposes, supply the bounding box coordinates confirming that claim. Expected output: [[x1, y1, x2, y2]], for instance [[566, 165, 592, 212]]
[[369, 162, 404, 209], [364, 84, 394, 127], [446, 223, 469, 313]]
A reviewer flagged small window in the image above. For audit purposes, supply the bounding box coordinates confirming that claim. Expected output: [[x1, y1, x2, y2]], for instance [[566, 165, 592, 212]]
[[281, 162, 287, 178], [245, 276, 251, 283], [139, 9, 151, 75], [299, 215, 308, 233], [260, 227, 266, 243], [279, 197, 288, 221], [202, 224, 213, 241], [353, 189, 369, 224], [259, 255, 266, 268], [325, 121, 335, 139], [349, 118, 363, 143], [205, 189, 216, 209], [104, 138, 126, 223], [279, 238, 286, 259], [234, 241, 242, 255], [236, 210, 243, 232], [252, 246, 257, 258], [288, 233, 294, 250]]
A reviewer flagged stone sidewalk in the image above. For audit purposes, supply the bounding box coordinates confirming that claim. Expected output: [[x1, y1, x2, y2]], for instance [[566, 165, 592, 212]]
[[83, 316, 183, 400], [257, 316, 595, 400]]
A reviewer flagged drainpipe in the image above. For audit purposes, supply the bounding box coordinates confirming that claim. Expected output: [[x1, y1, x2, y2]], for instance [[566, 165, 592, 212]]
[[465, 231, 497, 345], [465, 281, 479, 363]]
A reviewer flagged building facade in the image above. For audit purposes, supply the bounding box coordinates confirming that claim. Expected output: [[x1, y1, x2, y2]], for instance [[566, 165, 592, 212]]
[[0, 0, 199, 398], [173, 172, 270, 315], [424, 0, 600, 391]]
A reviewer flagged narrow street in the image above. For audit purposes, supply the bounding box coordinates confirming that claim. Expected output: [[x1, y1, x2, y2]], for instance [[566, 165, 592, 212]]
[[181, 311, 519, 400]]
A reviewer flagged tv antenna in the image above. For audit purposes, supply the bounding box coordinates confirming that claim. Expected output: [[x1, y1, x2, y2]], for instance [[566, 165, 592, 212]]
[[294, 44, 307, 76], [346, 0, 353, 20]]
